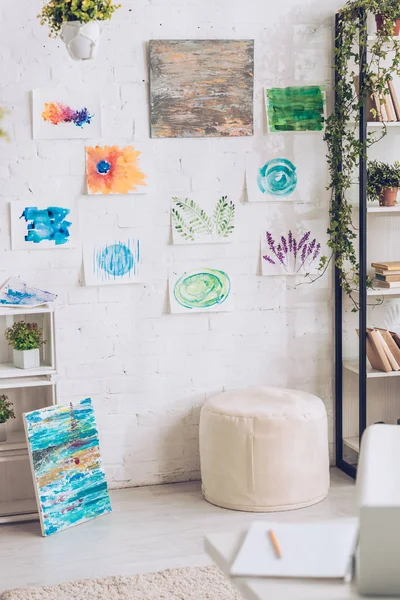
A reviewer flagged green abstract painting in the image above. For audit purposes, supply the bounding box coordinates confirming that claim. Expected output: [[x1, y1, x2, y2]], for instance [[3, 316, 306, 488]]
[[265, 85, 325, 132]]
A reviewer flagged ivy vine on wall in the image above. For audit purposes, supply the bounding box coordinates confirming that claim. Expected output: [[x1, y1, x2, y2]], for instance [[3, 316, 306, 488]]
[[319, 0, 400, 310]]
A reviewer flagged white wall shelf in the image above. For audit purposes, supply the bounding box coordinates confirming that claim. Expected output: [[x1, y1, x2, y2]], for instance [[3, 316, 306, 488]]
[[367, 206, 400, 212], [0, 305, 57, 523], [344, 359, 400, 378]]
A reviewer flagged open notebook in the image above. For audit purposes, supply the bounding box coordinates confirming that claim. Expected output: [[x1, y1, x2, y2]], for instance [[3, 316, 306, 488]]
[[230, 520, 358, 579]]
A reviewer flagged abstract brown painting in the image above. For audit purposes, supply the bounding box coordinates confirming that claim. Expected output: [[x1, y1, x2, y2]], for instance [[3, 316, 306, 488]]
[[149, 39, 254, 138]]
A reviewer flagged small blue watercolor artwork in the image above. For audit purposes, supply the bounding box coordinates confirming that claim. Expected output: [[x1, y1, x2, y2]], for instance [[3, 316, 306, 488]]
[[0, 278, 57, 307], [257, 158, 297, 196], [11, 202, 77, 250], [246, 154, 298, 202], [23, 398, 112, 537], [83, 237, 141, 286]]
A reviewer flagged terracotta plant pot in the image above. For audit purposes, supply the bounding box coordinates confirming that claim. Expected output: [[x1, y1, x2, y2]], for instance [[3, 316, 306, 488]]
[[376, 14, 400, 36], [379, 187, 398, 207]]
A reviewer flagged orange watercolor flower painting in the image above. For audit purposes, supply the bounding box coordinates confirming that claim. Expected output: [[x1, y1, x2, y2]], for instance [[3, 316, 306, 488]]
[[86, 145, 148, 195]]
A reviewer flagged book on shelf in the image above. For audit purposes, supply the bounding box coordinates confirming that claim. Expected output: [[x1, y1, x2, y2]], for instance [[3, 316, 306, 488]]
[[373, 279, 400, 288], [384, 89, 397, 122], [388, 79, 400, 121], [372, 261, 400, 271], [376, 273, 400, 283], [357, 328, 392, 372], [390, 331, 400, 350], [374, 329, 400, 370], [354, 75, 380, 121], [375, 268, 400, 276], [375, 328, 400, 367]]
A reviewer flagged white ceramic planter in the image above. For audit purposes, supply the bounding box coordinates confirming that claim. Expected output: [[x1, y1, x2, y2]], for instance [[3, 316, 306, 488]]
[[0, 422, 6, 443], [13, 348, 40, 370], [60, 21, 100, 61]]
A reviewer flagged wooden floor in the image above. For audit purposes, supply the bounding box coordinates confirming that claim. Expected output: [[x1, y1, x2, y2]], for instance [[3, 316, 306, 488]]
[[0, 469, 355, 593]]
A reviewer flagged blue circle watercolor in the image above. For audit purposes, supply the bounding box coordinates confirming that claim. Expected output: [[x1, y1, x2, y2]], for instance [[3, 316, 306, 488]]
[[257, 158, 297, 197], [96, 160, 111, 175], [99, 243, 134, 277]]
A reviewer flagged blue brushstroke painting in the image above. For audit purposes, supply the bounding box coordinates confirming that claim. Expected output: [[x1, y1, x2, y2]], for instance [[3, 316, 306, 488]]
[[24, 398, 111, 537], [93, 239, 140, 281], [257, 158, 297, 196], [0, 278, 57, 307], [20, 206, 72, 245]]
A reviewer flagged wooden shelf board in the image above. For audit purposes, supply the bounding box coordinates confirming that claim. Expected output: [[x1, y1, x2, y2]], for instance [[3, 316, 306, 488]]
[[0, 498, 38, 523], [344, 359, 400, 378], [368, 287, 400, 296], [344, 437, 360, 453], [367, 206, 400, 212], [0, 375, 55, 389], [0, 431, 26, 453], [0, 305, 54, 317], [0, 363, 55, 380]]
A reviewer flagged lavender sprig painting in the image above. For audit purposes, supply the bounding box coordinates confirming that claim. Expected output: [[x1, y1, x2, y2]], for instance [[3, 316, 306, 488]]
[[262, 230, 321, 276]]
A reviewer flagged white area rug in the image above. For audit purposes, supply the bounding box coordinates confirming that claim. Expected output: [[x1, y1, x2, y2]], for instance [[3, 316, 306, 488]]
[[0, 565, 243, 600]]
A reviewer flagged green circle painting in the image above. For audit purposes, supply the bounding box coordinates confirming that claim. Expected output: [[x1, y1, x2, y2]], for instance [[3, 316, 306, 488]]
[[173, 268, 231, 310]]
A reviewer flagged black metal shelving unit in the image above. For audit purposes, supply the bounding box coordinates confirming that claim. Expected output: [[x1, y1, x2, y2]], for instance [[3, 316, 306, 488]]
[[335, 9, 368, 479]]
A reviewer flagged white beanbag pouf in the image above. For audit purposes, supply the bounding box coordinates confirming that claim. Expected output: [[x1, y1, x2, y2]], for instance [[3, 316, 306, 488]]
[[199, 386, 330, 512]]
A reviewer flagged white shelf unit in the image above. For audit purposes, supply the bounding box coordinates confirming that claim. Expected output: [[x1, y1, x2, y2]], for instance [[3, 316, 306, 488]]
[[0, 305, 57, 524], [344, 359, 400, 378], [343, 437, 360, 453]]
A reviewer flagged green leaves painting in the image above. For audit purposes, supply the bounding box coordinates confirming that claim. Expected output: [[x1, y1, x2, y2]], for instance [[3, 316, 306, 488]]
[[172, 196, 236, 243]]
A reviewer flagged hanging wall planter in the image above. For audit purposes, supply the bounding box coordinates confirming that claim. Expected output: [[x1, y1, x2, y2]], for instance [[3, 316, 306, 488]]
[[60, 20, 100, 61], [38, 0, 121, 61]]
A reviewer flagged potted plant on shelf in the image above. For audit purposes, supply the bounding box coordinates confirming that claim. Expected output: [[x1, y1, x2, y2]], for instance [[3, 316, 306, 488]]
[[367, 160, 400, 207], [376, 13, 400, 35], [38, 0, 121, 61], [5, 321, 45, 370], [0, 395, 15, 443]]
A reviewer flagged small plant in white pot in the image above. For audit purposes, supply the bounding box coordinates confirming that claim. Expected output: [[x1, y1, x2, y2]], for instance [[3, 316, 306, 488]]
[[0, 395, 15, 443], [5, 321, 45, 370], [38, 0, 121, 61]]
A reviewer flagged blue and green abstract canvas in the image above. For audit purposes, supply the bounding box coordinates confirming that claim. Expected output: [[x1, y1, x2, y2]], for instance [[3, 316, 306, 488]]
[[23, 398, 111, 537]]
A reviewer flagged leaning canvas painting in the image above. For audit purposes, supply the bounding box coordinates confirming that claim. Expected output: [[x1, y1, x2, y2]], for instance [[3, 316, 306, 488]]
[[23, 398, 112, 537], [149, 39, 254, 138]]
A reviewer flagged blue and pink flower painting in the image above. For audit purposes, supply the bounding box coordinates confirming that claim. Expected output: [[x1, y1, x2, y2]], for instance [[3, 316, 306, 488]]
[[262, 230, 321, 276]]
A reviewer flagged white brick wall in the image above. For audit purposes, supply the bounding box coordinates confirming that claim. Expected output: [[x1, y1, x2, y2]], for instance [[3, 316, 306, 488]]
[[0, 0, 342, 488]]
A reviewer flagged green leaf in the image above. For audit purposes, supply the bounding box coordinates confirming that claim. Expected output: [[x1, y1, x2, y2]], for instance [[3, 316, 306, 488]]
[[171, 197, 213, 239], [213, 196, 236, 239]]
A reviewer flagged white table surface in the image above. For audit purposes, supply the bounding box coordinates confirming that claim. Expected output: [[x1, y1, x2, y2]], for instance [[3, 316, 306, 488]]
[[205, 529, 391, 600]]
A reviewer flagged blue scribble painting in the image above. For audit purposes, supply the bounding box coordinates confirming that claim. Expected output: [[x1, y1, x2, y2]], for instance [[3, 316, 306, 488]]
[[0, 278, 57, 307], [21, 207, 71, 245], [23, 398, 111, 537], [84, 237, 141, 286]]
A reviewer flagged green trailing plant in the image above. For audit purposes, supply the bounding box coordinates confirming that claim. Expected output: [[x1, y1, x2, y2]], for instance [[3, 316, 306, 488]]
[[320, 0, 400, 310], [367, 159, 400, 201], [0, 395, 15, 423], [38, 0, 121, 38], [171, 196, 235, 242], [5, 321, 45, 351]]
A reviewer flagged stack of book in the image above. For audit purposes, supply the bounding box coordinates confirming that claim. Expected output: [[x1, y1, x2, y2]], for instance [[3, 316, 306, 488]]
[[359, 328, 400, 373], [355, 76, 400, 122], [372, 262, 400, 288]]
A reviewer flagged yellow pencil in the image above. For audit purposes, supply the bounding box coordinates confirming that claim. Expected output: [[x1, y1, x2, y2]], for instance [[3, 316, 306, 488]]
[[268, 529, 282, 558]]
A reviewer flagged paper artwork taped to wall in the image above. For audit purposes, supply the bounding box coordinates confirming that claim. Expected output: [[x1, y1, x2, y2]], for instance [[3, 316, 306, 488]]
[[261, 229, 322, 276], [0, 278, 57, 307], [265, 85, 326, 132], [149, 39, 254, 138], [11, 203, 77, 250], [83, 236, 141, 286], [32, 89, 102, 139], [246, 155, 298, 202], [171, 196, 235, 244], [23, 398, 111, 537], [86, 145, 148, 195], [169, 267, 233, 314]]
